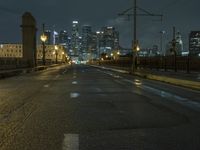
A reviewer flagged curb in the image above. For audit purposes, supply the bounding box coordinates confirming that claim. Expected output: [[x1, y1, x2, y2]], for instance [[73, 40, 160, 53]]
[[91, 65, 200, 91]]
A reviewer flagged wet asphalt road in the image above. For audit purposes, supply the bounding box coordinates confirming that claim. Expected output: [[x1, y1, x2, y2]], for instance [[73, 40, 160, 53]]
[[0, 64, 200, 150]]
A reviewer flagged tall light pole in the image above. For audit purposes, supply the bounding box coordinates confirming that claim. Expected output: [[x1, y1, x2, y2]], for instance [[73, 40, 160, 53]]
[[40, 24, 47, 66], [96, 31, 101, 65], [55, 45, 58, 64], [160, 30, 166, 55], [172, 26, 177, 72], [132, 0, 137, 73], [118, 0, 163, 73]]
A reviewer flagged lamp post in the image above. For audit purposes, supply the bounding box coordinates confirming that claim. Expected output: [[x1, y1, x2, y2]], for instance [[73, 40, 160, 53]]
[[96, 31, 100, 65], [132, 0, 137, 73], [111, 53, 114, 60], [136, 42, 140, 69], [55, 45, 58, 64], [40, 24, 47, 66], [160, 30, 166, 55], [62, 52, 65, 63]]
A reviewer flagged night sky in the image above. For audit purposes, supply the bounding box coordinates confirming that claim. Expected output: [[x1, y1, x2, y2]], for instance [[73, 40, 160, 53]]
[[0, 0, 199, 49]]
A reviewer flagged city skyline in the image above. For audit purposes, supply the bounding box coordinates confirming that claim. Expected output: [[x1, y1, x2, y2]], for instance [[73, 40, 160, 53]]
[[0, 0, 200, 49]]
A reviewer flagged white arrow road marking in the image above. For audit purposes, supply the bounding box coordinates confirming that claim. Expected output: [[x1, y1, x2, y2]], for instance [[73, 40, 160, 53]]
[[62, 134, 79, 150]]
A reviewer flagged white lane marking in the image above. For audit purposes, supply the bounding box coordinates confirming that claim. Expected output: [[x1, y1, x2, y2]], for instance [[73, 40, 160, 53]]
[[113, 75, 122, 79], [73, 75, 77, 79], [197, 75, 200, 80], [44, 84, 49, 88], [62, 70, 67, 74], [56, 75, 60, 78], [72, 81, 78, 85], [95, 88, 102, 92], [123, 79, 134, 84], [123, 79, 142, 86], [70, 93, 80, 98], [63, 134, 79, 150], [123, 79, 200, 111], [97, 70, 123, 79]]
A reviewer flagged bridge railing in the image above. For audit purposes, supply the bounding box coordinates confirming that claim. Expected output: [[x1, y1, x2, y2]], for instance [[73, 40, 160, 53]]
[[96, 56, 200, 73]]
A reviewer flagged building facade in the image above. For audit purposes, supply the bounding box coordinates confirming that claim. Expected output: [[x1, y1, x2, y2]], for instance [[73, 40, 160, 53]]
[[59, 30, 68, 45], [0, 44, 66, 63], [82, 25, 92, 54], [44, 30, 52, 45], [0, 44, 23, 58], [71, 21, 80, 56], [189, 31, 200, 56], [99, 27, 119, 54]]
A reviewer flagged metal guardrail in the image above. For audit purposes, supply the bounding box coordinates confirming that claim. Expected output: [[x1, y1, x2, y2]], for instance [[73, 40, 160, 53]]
[[97, 56, 200, 73]]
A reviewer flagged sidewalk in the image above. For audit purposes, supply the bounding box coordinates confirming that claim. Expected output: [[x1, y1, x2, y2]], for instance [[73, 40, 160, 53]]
[[0, 64, 62, 79], [91, 65, 200, 91]]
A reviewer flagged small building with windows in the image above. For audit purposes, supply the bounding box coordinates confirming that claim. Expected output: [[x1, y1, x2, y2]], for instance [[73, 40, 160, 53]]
[[36, 45, 66, 64], [0, 43, 67, 64], [0, 44, 23, 58]]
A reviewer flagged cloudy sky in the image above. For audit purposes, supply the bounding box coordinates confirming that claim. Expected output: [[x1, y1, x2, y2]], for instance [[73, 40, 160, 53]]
[[0, 0, 199, 49]]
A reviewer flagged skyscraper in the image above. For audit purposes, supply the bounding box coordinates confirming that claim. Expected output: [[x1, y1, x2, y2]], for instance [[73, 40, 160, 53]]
[[82, 25, 92, 54], [176, 32, 184, 55], [53, 31, 59, 45], [71, 21, 80, 55], [59, 30, 68, 45], [189, 31, 200, 56], [44, 30, 51, 45], [99, 27, 120, 54]]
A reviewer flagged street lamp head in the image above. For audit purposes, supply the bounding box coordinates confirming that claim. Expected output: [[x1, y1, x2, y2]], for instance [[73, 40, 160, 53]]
[[55, 45, 58, 50], [40, 34, 47, 42], [136, 45, 140, 51]]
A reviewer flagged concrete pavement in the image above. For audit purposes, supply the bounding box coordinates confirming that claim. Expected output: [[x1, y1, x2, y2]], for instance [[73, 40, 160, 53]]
[[0, 65, 200, 150]]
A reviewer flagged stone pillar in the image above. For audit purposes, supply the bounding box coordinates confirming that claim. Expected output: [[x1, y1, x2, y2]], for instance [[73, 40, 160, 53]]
[[21, 12, 37, 68]]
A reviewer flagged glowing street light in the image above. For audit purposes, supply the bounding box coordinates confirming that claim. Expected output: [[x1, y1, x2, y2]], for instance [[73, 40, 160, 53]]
[[55, 45, 58, 64], [40, 24, 47, 66], [135, 42, 141, 69], [136, 45, 140, 52], [40, 34, 47, 43], [96, 31, 101, 65]]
